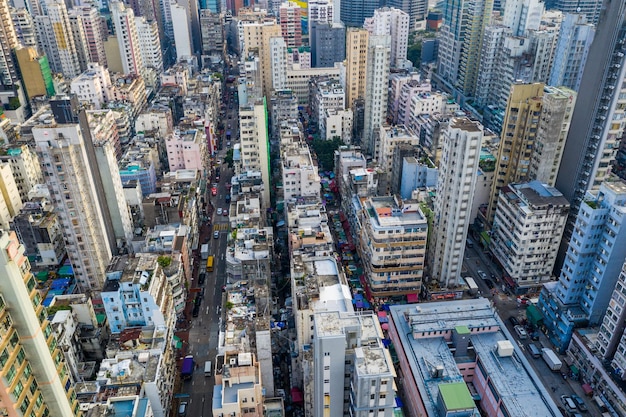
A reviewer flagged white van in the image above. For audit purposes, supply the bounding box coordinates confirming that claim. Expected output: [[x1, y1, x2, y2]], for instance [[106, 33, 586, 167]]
[[204, 361, 212, 377]]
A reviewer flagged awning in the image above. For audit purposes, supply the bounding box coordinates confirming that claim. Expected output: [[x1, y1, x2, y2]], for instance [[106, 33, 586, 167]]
[[582, 384, 593, 396], [395, 397, 403, 407], [381, 323, 389, 331], [526, 304, 544, 326], [504, 276, 516, 288], [570, 365, 579, 375], [291, 388, 303, 404], [407, 293, 419, 303]]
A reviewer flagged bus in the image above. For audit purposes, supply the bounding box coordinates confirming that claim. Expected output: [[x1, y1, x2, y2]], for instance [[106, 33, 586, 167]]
[[206, 256, 214, 272]]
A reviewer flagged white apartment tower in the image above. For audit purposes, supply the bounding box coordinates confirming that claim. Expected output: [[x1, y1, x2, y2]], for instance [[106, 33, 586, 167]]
[[364, 7, 410, 69], [67, 8, 91, 72], [171, 2, 192, 61], [308, 0, 333, 31], [491, 181, 569, 292], [313, 311, 397, 417], [111, 1, 145, 77], [430, 118, 483, 287], [363, 34, 391, 157], [0, 0, 19, 87], [33, 99, 113, 291], [239, 98, 271, 206], [136, 17, 163, 71], [35, 0, 82, 78]]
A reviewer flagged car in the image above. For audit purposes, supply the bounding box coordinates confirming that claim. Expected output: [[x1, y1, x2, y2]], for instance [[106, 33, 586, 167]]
[[509, 316, 520, 327], [214, 231, 220, 239], [514, 325, 528, 339], [178, 401, 188, 416], [485, 279, 495, 289], [227, 124, 231, 128], [561, 396, 577, 412], [211, 187, 217, 196], [223, 209, 228, 216], [570, 394, 587, 411], [217, 208, 223, 215], [192, 305, 200, 317], [227, 141, 231, 147], [477, 270, 488, 279], [198, 273, 206, 285], [225, 195, 231, 203], [215, 175, 220, 181]]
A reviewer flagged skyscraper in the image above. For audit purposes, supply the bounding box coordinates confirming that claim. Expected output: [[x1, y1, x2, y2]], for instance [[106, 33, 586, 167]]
[[239, 98, 271, 206], [430, 118, 483, 287], [437, 0, 494, 98], [33, 97, 114, 291], [280, 1, 303, 48], [546, 0, 603, 25], [69, 6, 108, 67], [555, 0, 626, 267], [0, 231, 81, 416], [171, 2, 193, 60], [311, 21, 345, 68], [340, 0, 380, 27]]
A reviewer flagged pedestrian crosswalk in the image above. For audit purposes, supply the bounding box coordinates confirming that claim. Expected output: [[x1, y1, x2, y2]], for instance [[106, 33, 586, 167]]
[[213, 224, 229, 231]]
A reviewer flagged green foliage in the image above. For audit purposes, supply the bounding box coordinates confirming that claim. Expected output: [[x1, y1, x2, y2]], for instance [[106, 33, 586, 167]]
[[7, 97, 20, 110], [310, 138, 343, 171], [224, 148, 234, 169], [47, 305, 72, 316], [157, 255, 172, 268], [408, 42, 422, 68], [225, 301, 234, 310]]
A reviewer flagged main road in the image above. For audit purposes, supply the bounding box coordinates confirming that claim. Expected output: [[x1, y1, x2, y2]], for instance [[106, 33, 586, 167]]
[[180, 80, 239, 417]]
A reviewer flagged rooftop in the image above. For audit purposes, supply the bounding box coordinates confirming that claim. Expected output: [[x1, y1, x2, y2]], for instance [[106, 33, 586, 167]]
[[363, 196, 427, 227]]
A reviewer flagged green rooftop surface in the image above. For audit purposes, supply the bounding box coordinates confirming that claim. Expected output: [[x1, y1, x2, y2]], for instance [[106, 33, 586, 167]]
[[439, 382, 475, 410], [455, 325, 470, 335]]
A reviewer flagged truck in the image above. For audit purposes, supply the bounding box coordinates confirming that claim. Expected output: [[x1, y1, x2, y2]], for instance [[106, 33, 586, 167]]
[[201, 244, 209, 260], [464, 277, 479, 296], [204, 361, 212, 377], [541, 348, 563, 371], [181, 355, 194, 379]]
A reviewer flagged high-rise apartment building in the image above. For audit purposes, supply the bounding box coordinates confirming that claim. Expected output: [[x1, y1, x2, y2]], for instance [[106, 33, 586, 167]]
[[135, 16, 163, 71], [111, 1, 145, 77], [279, 1, 302, 48], [364, 7, 410, 69], [597, 260, 626, 374], [242, 20, 282, 97], [437, 0, 494, 98], [70, 6, 108, 67], [171, 3, 192, 60], [363, 34, 390, 156], [15, 47, 55, 102], [539, 180, 626, 352], [546, 0, 603, 25], [490, 181, 569, 294], [486, 83, 544, 223], [555, 0, 626, 208], [67, 8, 91, 72], [343, 28, 368, 110], [310, 21, 345, 68], [308, 0, 333, 30], [0, 0, 19, 87], [528, 86, 576, 186], [200, 9, 224, 64], [238, 98, 271, 206], [0, 162, 23, 230], [35, 0, 82, 78], [0, 231, 81, 416], [11, 7, 38, 49], [555, 0, 626, 269], [356, 195, 428, 297], [33, 98, 114, 291], [430, 118, 483, 287], [548, 13, 595, 91], [313, 311, 397, 417], [0, 145, 43, 203], [387, 0, 428, 31]]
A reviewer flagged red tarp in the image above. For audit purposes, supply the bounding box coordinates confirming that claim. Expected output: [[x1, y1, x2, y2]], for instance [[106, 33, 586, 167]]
[[291, 388, 303, 404], [407, 293, 419, 303], [582, 384, 593, 396]]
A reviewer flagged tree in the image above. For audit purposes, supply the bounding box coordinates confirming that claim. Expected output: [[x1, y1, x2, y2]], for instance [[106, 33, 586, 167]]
[[157, 255, 172, 268], [310, 138, 343, 171], [224, 148, 234, 169]]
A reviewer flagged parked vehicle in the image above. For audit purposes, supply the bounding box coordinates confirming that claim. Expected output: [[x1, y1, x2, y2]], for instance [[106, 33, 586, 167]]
[[527, 343, 541, 358], [181, 356, 194, 379], [204, 361, 212, 377], [561, 396, 577, 412], [514, 325, 528, 339], [464, 277, 479, 296], [201, 244, 209, 260], [178, 402, 187, 416], [570, 394, 587, 411], [509, 316, 520, 326], [542, 348, 563, 371], [198, 272, 206, 285]]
